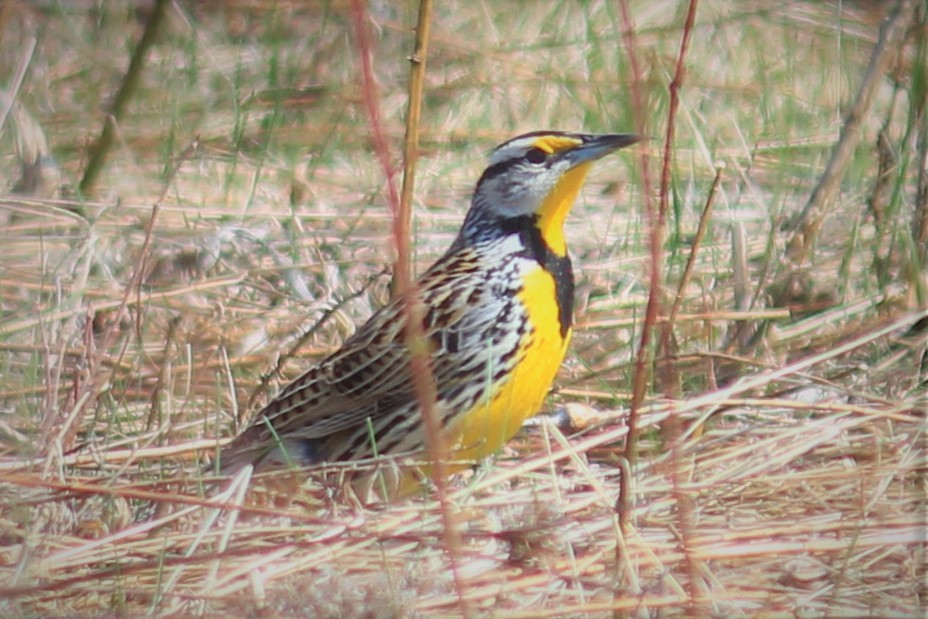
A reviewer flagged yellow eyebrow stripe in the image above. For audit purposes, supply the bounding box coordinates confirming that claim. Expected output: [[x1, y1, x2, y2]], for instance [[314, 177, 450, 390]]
[[532, 135, 583, 154]]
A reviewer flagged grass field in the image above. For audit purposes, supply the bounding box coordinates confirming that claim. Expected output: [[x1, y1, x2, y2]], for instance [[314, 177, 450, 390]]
[[0, 0, 925, 617]]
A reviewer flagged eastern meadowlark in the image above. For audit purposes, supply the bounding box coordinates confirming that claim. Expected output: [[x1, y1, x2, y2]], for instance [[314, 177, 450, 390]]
[[216, 131, 641, 497]]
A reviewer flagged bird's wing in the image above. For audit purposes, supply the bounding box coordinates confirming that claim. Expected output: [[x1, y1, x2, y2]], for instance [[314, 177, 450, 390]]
[[227, 249, 510, 453]]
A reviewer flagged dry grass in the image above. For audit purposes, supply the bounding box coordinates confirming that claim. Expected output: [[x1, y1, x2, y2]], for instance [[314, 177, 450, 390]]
[[0, 0, 925, 617]]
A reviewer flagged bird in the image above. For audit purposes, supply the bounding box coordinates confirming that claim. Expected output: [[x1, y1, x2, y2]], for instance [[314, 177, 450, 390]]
[[215, 131, 641, 499]]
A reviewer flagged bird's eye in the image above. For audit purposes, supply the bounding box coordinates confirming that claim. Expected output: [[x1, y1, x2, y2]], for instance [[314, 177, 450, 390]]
[[525, 148, 547, 165]]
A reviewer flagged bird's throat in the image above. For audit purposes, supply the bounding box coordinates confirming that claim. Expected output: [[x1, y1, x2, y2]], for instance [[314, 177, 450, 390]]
[[535, 161, 593, 257]]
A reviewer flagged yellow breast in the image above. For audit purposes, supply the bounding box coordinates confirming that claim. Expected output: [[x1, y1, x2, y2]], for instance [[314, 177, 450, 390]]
[[447, 263, 570, 464], [379, 260, 571, 500]]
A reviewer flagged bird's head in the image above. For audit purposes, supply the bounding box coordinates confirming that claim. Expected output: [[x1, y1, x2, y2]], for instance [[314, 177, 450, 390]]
[[462, 131, 642, 255]]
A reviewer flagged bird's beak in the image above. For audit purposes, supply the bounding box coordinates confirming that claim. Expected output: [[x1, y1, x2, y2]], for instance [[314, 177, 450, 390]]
[[563, 133, 644, 167]]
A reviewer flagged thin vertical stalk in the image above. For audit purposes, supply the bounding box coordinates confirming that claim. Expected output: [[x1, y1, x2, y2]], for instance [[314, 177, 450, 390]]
[[668, 166, 721, 330], [79, 0, 170, 195], [396, 0, 434, 293], [614, 0, 653, 530], [348, 2, 470, 616], [657, 2, 705, 617], [616, 1, 703, 616]]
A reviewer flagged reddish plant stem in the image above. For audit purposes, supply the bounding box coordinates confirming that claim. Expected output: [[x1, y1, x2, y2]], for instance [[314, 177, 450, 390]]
[[616, 1, 704, 615], [657, 2, 704, 617], [349, 2, 470, 616], [615, 0, 654, 530], [398, 0, 434, 292]]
